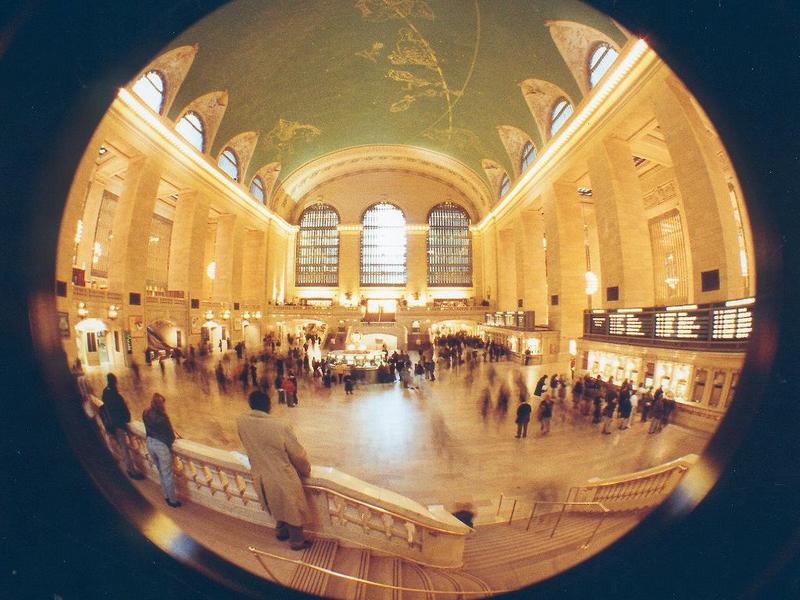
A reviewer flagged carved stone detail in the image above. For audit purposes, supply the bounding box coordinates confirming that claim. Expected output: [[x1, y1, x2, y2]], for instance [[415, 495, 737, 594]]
[[519, 79, 576, 143], [130, 45, 199, 116], [497, 125, 534, 177], [175, 91, 229, 154], [546, 20, 622, 95]]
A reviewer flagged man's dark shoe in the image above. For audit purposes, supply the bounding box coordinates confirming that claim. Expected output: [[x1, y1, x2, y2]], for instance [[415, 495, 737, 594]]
[[290, 540, 313, 551], [166, 499, 182, 508], [276, 530, 290, 541]]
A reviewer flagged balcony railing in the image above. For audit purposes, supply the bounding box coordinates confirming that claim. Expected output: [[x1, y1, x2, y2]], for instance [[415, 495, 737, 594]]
[[87, 399, 470, 568]]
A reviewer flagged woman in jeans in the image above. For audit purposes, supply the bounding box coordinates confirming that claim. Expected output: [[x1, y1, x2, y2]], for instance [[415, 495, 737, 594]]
[[143, 393, 181, 507]]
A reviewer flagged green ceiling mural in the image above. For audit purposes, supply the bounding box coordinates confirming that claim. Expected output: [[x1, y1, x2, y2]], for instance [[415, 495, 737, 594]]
[[166, 0, 626, 187]]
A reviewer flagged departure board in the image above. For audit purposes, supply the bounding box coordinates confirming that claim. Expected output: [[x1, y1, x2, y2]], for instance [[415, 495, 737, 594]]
[[654, 311, 710, 339], [589, 314, 608, 335], [608, 313, 650, 337], [711, 306, 753, 339]]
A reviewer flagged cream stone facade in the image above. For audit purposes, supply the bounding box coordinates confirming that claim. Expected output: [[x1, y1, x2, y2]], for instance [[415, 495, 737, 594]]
[[57, 39, 751, 405]]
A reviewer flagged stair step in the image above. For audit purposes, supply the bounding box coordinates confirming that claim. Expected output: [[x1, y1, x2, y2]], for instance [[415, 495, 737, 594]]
[[326, 546, 369, 600], [289, 539, 338, 596]]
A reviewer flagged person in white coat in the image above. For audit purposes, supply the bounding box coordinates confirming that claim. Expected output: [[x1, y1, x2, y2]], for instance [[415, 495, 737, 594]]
[[237, 390, 313, 550]]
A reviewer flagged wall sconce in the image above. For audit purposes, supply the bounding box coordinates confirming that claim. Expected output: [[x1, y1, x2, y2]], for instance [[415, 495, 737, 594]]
[[254, 311, 262, 319], [222, 309, 231, 320], [107, 304, 119, 320], [242, 311, 251, 319], [204, 309, 214, 321], [77, 302, 88, 318]]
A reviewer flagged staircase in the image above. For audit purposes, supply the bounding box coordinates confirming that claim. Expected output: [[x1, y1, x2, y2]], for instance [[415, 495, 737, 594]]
[[265, 537, 493, 599], [253, 508, 641, 598]]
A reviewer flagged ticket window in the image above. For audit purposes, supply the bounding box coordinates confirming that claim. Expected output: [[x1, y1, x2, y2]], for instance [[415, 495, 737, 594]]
[[707, 370, 727, 408], [674, 364, 690, 400], [644, 362, 655, 388], [691, 368, 708, 403]]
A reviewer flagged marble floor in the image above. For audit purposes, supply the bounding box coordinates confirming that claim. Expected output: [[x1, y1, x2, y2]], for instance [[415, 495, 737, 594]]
[[83, 354, 712, 517]]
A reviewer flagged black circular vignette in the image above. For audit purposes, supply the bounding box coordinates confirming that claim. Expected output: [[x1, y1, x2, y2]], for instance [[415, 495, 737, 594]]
[[0, 1, 798, 599]]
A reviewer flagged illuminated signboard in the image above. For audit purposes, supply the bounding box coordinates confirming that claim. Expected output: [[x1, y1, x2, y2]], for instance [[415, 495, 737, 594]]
[[711, 306, 753, 339], [655, 311, 709, 339], [608, 313, 650, 337]]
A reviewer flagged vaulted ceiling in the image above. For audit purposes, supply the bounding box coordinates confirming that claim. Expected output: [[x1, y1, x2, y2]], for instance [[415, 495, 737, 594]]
[[166, 0, 626, 189]]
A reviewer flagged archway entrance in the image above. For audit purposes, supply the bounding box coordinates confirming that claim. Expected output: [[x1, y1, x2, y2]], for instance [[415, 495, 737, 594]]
[[200, 320, 223, 355], [74, 317, 124, 369]]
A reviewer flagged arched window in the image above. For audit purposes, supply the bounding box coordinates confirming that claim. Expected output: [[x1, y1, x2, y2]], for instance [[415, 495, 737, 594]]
[[550, 98, 573, 136], [296, 204, 339, 286], [361, 203, 406, 286], [175, 111, 205, 152], [132, 70, 165, 114], [520, 141, 536, 172], [588, 43, 620, 88], [249, 176, 266, 203], [218, 148, 239, 181], [498, 174, 511, 199], [427, 203, 472, 286]]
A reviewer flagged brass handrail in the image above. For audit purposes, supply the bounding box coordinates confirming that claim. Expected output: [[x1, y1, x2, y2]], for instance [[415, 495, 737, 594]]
[[248, 546, 507, 597], [301, 484, 474, 536]]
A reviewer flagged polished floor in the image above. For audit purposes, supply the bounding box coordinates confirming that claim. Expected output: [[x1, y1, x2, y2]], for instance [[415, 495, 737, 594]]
[[84, 353, 711, 518]]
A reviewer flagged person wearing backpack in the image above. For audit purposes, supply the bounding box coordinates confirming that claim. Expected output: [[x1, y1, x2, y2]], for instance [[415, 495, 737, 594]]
[[100, 373, 144, 480]]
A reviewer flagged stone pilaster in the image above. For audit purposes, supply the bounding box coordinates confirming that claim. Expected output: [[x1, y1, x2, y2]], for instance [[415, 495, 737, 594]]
[[406, 228, 427, 295], [542, 182, 586, 346], [519, 209, 548, 323], [168, 191, 210, 295], [107, 155, 161, 293], [587, 136, 655, 307], [651, 78, 744, 302]]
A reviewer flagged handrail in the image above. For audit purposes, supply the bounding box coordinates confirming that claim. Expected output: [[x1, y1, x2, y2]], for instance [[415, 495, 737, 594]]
[[529, 500, 609, 547], [302, 484, 474, 536], [248, 546, 508, 597]]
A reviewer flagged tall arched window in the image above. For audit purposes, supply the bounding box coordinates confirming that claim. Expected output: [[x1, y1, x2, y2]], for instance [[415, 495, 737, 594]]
[[218, 148, 239, 181], [176, 111, 205, 152], [427, 203, 472, 286], [550, 98, 573, 136], [588, 43, 620, 88], [132, 70, 165, 114], [296, 204, 340, 286], [498, 174, 511, 199], [249, 176, 266, 203], [520, 141, 536, 172], [361, 203, 406, 286]]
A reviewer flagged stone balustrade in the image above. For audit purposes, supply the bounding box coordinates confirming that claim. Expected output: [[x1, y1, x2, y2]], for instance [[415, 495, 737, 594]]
[[567, 453, 699, 512], [91, 410, 470, 568]]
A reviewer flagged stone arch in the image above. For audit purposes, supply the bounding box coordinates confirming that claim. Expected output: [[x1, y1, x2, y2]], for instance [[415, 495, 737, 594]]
[[129, 45, 198, 116], [496, 125, 535, 179], [174, 90, 229, 154], [519, 79, 576, 143], [249, 162, 281, 208], [546, 20, 623, 95], [480, 159, 508, 203], [217, 131, 259, 183]]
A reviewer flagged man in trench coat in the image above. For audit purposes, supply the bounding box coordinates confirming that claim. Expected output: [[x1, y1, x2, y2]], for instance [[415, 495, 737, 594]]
[[237, 390, 313, 550]]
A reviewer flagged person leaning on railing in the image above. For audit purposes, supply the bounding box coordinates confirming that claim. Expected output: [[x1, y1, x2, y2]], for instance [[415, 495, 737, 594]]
[[99, 373, 145, 480], [142, 393, 181, 507]]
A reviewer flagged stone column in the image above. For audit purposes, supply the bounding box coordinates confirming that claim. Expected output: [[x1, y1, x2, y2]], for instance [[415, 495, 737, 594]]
[[497, 227, 517, 311], [518, 209, 548, 324], [74, 177, 108, 272], [542, 182, 586, 347], [338, 227, 361, 302], [406, 227, 427, 296], [651, 77, 744, 302], [481, 225, 499, 308], [241, 228, 267, 304], [587, 136, 655, 307], [265, 222, 289, 304], [168, 191, 210, 295], [470, 229, 484, 301], [212, 213, 238, 302], [107, 155, 161, 293]]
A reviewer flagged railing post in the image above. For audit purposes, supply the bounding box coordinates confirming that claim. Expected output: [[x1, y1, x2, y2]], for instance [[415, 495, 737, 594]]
[[550, 502, 568, 538], [526, 503, 538, 531], [496, 493, 503, 517], [584, 510, 608, 549], [507, 499, 517, 525]]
